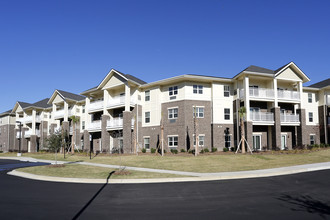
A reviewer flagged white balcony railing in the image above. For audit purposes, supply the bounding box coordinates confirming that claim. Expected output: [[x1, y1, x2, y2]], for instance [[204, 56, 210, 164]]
[[277, 90, 300, 101], [249, 88, 274, 99], [87, 120, 102, 130], [107, 96, 136, 108], [54, 109, 65, 119], [281, 114, 300, 123], [107, 118, 135, 129], [18, 129, 41, 138], [250, 112, 274, 122], [16, 115, 41, 123], [88, 100, 104, 112]]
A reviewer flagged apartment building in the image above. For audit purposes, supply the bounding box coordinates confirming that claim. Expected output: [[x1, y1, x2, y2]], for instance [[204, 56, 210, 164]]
[[0, 62, 329, 153]]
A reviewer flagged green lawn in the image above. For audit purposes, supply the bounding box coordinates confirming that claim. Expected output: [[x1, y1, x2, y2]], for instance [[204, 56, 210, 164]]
[[16, 164, 188, 179], [2, 148, 330, 173]]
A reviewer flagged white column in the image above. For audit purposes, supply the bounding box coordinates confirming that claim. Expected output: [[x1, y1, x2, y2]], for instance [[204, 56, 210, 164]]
[[125, 84, 131, 111], [52, 104, 56, 123], [32, 109, 36, 135], [273, 78, 278, 107], [244, 76, 250, 121], [299, 81, 303, 109], [103, 90, 109, 115], [64, 102, 69, 121], [23, 112, 27, 127]]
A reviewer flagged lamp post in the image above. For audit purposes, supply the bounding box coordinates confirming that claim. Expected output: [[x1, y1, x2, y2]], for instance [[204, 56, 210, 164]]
[[16, 121, 22, 157]]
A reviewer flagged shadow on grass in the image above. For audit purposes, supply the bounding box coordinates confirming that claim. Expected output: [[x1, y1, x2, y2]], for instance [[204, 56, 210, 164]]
[[278, 194, 330, 219], [72, 171, 115, 220]]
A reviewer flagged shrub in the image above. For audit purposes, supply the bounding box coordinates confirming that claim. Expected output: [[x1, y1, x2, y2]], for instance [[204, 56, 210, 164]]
[[170, 149, 178, 154], [223, 147, 229, 152], [141, 148, 146, 153], [200, 149, 204, 154], [204, 148, 209, 153], [211, 147, 217, 152], [151, 148, 156, 153], [188, 149, 195, 154], [180, 149, 186, 153]]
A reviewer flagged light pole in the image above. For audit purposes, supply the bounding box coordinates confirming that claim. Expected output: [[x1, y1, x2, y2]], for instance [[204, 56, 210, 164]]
[[16, 121, 22, 157]]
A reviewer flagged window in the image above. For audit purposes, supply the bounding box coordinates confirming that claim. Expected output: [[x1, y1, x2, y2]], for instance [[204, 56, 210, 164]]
[[225, 135, 231, 148], [145, 112, 150, 123], [145, 90, 150, 101], [193, 135, 205, 146], [308, 93, 312, 103], [253, 135, 261, 151], [82, 121, 85, 130], [168, 108, 178, 119], [310, 135, 315, 145], [168, 136, 178, 148], [144, 137, 150, 149], [224, 85, 230, 97], [193, 85, 203, 94], [249, 85, 259, 96], [169, 86, 178, 96], [224, 108, 230, 120], [309, 112, 313, 122], [193, 107, 204, 118]]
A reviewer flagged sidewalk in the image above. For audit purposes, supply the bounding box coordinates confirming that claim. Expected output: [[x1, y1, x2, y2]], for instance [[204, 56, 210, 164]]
[[2, 156, 330, 184]]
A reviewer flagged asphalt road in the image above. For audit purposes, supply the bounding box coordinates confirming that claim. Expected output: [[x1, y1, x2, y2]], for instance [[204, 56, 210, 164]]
[[1, 159, 330, 220]]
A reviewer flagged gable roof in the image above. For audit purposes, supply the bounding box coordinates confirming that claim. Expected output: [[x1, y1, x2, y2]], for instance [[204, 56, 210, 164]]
[[81, 69, 146, 95], [48, 90, 85, 104], [243, 65, 274, 74], [0, 109, 14, 117], [31, 98, 52, 109], [308, 78, 330, 89], [17, 101, 32, 109]]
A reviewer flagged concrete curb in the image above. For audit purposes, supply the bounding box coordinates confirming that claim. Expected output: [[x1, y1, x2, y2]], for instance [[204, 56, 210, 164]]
[[2, 156, 330, 184]]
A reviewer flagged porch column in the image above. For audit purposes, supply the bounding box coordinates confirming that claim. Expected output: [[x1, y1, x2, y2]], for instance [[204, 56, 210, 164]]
[[297, 109, 307, 147], [52, 104, 56, 123], [271, 107, 281, 150], [125, 84, 131, 112], [32, 109, 36, 135], [244, 76, 250, 121], [103, 90, 109, 115], [83, 130, 90, 152], [123, 111, 132, 153], [298, 81, 303, 109], [101, 115, 110, 153], [64, 102, 69, 121], [273, 78, 278, 107]]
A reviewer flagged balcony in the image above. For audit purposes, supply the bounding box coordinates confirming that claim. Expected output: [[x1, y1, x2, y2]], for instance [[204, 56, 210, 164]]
[[240, 89, 274, 100], [54, 109, 65, 119], [87, 120, 102, 131], [107, 118, 135, 130], [280, 113, 300, 123], [16, 115, 41, 123], [22, 129, 40, 138], [250, 112, 274, 124], [88, 100, 104, 113], [107, 96, 136, 109], [277, 90, 300, 101]]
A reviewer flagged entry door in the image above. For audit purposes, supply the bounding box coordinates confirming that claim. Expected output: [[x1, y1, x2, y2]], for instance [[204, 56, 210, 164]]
[[281, 135, 287, 150], [253, 135, 261, 151]]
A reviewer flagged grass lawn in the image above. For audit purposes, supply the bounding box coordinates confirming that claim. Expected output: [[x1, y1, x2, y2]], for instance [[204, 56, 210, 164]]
[[2, 148, 330, 173], [16, 164, 188, 179]]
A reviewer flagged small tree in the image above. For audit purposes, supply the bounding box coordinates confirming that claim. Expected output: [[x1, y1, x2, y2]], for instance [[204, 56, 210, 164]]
[[46, 130, 62, 164], [239, 106, 246, 154], [70, 116, 80, 154]]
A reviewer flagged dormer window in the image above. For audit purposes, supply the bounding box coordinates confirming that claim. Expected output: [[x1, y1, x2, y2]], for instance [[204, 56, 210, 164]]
[[169, 86, 178, 96], [193, 85, 203, 94]]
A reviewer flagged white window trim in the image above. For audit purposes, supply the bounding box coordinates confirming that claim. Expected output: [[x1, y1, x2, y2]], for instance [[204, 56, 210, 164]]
[[193, 106, 204, 118], [145, 112, 150, 123], [193, 85, 203, 94], [168, 135, 178, 148], [193, 134, 205, 146], [168, 107, 178, 119], [224, 108, 230, 120], [252, 134, 262, 151], [169, 86, 178, 96], [143, 136, 150, 149]]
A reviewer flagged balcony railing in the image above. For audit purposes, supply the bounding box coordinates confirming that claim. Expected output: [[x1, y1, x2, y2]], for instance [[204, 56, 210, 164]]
[[107, 96, 136, 109], [240, 89, 274, 99], [250, 112, 274, 122], [107, 118, 135, 130], [20, 129, 40, 138], [88, 100, 104, 112], [277, 90, 300, 101], [54, 109, 65, 119], [280, 113, 300, 123], [16, 115, 41, 123], [87, 120, 102, 130]]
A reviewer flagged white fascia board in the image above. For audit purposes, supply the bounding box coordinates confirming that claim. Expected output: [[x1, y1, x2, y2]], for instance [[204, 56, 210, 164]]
[[97, 69, 128, 90], [275, 62, 310, 82]]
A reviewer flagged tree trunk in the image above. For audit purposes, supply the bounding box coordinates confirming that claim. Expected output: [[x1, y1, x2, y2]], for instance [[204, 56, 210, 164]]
[[241, 118, 246, 154]]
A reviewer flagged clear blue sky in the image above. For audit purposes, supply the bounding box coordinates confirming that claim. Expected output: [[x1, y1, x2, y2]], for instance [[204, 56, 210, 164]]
[[1, 0, 329, 112]]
